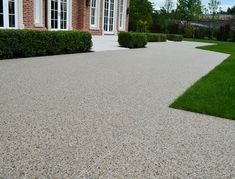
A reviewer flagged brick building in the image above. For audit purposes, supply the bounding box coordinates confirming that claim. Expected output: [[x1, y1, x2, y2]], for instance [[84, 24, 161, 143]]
[[0, 0, 130, 35]]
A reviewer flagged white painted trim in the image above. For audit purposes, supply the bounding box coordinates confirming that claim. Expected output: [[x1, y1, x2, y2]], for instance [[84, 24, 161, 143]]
[[69, 0, 72, 29], [89, 0, 100, 30], [34, 0, 44, 27], [118, 0, 126, 31], [114, 0, 117, 34], [18, 0, 24, 28], [102, 0, 104, 35]]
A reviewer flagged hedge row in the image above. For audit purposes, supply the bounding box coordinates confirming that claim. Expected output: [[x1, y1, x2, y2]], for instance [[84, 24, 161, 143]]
[[0, 30, 92, 59], [232, 32, 235, 42], [118, 32, 147, 48], [145, 33, 167, 42], [167, 34, 183, 41]]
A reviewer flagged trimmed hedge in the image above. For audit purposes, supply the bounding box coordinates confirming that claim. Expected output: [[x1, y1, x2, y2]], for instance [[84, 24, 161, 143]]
[[0, 30, 92, 59], [145, 33, 167, 42], [118, 32, 147, 48], [232, 31, 235, 42], [167, 34, 183, 41]]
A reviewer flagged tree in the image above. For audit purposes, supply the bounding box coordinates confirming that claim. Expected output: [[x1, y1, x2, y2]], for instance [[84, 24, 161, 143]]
[[208, 0, 221, 37], [155, 0, 174, 33], [227, 6, 235, 15], [164, 0, 174, 13], [208, 0, 220, 15], [176, 0, 202, 21], [129, 0, 153, 32]]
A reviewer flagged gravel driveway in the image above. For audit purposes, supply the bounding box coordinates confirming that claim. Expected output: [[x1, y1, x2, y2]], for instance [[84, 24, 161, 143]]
[[0, 41, 234, 178]]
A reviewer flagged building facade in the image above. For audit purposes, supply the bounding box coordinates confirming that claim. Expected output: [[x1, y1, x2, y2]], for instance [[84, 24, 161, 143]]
[[0, 0, 129, 35]]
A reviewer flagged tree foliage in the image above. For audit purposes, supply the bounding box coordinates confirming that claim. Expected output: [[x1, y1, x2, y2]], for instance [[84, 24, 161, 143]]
[[164, 0, 174, 13], [176, 0, 203, 21], [208, 0, 220, 15], [227, 6, 235, 15], [129, 0, 153, 32]]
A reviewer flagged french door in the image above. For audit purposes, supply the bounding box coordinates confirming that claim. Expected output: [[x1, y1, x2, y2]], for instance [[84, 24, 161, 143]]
[[103, 0, 115, 34], [49, 0, 68, 30]]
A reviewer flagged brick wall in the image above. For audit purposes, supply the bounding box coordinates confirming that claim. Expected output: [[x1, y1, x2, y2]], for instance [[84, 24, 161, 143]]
[[23, 0, 46, 29], [23, 0, 34, 28], [22, 0, 129, 34]]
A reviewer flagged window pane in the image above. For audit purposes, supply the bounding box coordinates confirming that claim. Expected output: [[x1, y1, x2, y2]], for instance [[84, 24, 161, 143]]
[[0, 0, 3, 13], [8, 1, 15, 14], [0, 0, 3, 27], [9, 15, 15, 27], [8, 0, 15, 27], [0, 14, 3, 27]]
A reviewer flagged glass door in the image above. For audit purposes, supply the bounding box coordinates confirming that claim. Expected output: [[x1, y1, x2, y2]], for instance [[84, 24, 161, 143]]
[[50, 0, 68, 30], [103, 0, 115, 34]]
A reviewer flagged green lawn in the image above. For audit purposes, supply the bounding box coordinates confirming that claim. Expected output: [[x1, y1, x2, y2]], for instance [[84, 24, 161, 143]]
[[170, 38, 235, 120]]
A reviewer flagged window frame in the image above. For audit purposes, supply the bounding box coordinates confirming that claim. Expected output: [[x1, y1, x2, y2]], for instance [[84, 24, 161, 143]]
[[0, 0, 18, 29], [48, 0, 71, 30], [34, 0, 43, 27], [90, 0, 99, 29], [118, 0, 126, 31]]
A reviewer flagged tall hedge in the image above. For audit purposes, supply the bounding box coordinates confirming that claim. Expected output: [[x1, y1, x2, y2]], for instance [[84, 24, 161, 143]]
[[232, 32, 235, 42], [0, 30, 92, 59], [118, 32, 147, 48]]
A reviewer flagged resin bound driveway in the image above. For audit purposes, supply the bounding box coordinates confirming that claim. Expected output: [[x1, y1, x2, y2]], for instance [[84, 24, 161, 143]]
[[0, 42, 234, 178]]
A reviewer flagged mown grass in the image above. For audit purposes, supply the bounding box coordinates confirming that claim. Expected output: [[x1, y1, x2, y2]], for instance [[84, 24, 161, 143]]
[[170, 38, 235, 120]]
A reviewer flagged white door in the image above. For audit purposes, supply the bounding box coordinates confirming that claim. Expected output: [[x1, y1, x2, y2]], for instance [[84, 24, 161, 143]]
[[49, 0, 68, 30], [103, 0, 115, 34]]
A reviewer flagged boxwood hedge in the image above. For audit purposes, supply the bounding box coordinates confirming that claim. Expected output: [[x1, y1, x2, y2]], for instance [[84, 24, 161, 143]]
[[145, 33, 167, 42], [0, 30, 92, 59], [118, 32, 147, 48], [167, 34, 183, 41]]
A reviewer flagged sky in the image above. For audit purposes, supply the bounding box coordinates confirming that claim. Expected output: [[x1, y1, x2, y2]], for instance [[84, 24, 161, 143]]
[[151, 0, 235, 11]]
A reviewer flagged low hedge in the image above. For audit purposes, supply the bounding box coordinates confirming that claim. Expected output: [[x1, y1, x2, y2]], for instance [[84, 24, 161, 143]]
[[167, 34, 183, 41], [118, 32, 147, 48], [145, 33, 167, 42], [0, 30, 92, 59]]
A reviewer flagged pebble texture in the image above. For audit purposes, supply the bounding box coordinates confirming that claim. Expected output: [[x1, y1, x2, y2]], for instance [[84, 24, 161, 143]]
[[0, 41, 234, 178]]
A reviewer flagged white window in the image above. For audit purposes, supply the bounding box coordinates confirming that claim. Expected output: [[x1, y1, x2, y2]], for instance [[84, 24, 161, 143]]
[[0, 0, 18, 28], [119, 0, 126, 30], [48, 0, 71, 30], [90, 0, 99, 28], [34, 0, 43, 26]]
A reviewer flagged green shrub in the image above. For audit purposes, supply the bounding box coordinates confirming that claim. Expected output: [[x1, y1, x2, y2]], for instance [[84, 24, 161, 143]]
[[232, 31, 235, 42], [145, 33, 167, 42], [0, 29, 92, 59], [118, 32, 147, 48], [194, 27, 211, 39], [217, 24, 231, 41], [184, 26, 194, 38], [167, 34, 183, 41]]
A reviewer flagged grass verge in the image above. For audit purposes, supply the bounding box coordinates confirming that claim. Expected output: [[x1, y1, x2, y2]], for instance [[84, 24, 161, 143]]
[[170, 38, 235, 120]]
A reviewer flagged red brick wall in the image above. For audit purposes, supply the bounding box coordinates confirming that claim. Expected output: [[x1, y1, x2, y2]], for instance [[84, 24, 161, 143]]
[[74, 0, 90, 31], [22, 0, 129, 33], [23, 0, 46, 29], [72, 0, 80, 29], [23, 0, 34, 28]]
